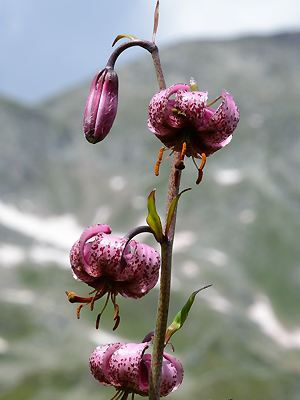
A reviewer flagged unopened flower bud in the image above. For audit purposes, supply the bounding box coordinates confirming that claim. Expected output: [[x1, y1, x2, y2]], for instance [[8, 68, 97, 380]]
[[83, 67, 118, 143]]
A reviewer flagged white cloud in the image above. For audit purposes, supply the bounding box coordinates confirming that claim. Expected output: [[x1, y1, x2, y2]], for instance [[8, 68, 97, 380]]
[[158, 0, 300, 41]]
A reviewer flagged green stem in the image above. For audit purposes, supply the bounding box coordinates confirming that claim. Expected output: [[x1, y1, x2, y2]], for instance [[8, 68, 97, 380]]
[[149, 47, 182, 400], [107, 39, 157, 69]]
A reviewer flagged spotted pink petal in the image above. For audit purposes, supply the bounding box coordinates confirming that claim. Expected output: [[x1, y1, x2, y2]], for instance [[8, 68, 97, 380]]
[[109, 343, 149, 388], [204, 90, 240, 149], [162, 353, 184, 393], [137, 352, 184, 397], [84, 235, 130, 279], [148, 84, 189, 136], [89, 343, 122, 385], [176, 90, 208, 123], [70, 240, 95, 284], [138, 353, 151, 394], [79, 224, 111, 271], [118, 243, 160, 298]]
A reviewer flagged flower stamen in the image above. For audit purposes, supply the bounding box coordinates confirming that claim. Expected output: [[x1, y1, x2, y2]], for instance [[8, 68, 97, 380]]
[[195, 152, 207, 184], [154, 146, 166, 176], [206, 95, 222, 108], [167, 147, 175, 158], [76, 304, 84, 319], [171, 107, 186, 117], [175, 142, 186, 170], [120, 392, 129, 400], [66, 286, 117, 327], [95, 292, 111, 329], [111, 390, 124, 400], [180, 142, 187, 160], [111, 292, 121, 331]]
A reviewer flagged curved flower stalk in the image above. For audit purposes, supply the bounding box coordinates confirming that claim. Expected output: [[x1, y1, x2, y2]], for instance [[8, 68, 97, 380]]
[[148, 83, 240, 183], [83, 36, 161, 145], [84, 67, 119, 144], [66, 224, 160, 330], [89, 340, 183, 399]]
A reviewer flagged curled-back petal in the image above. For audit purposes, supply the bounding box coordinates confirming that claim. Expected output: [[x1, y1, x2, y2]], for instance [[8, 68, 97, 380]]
[[86, 235, 129, 280], [137, 352, 183, 396], [176, 90, 208, 123], [162, 353, 184, 393], [203, 90, 239, 151], [89, 343, 122, 385], [79, 224, 112, 272], [148, 83, 189, 136], [117, 241, 160, 298], [70, 240, 95, 285], [109, 343, 149, 388]]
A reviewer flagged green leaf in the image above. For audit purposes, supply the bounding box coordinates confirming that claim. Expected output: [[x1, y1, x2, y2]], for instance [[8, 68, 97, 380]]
[[146, 189, 163, 243], [165, 284, 212, 344], [165, 188, 191, 237], [112, 33, 138, 46]]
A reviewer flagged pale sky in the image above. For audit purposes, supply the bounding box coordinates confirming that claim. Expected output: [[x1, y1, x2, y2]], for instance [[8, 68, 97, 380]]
[[0, 0, 299, 102]]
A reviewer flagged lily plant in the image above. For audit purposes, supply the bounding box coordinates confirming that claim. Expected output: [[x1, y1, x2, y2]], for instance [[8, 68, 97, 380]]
[[65, 2, 239, 399]]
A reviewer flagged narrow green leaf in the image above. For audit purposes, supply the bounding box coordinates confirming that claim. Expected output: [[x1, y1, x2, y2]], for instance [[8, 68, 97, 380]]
[[112, 33, 138, 47], [165, 188, 191, 237], [146, 190, 163, 243], [165, 284, 212, 344]]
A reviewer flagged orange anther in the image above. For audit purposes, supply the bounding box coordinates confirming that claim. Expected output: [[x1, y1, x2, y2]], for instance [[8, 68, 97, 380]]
[[196, 153, 207, 185], [180, 142, 187, 161], [199, 152, 206, 171], [76, 304, 84, 319], [154, 146, 165, 176]]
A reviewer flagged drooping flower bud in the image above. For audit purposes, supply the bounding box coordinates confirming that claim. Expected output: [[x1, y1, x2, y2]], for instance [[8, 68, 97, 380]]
[[66, 224, 160, 330], [83, 67, 118, 143], [89, 340, 183, 397]]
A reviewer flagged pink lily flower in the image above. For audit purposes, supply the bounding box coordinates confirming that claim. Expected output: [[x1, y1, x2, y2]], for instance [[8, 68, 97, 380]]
[[148, 83, 239, 182], [90, 341, 183, 398], [66, 224, 160, 330]]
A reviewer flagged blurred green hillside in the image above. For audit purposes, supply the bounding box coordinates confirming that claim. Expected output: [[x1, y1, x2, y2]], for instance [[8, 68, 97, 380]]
[[0, 32, 300, 400]]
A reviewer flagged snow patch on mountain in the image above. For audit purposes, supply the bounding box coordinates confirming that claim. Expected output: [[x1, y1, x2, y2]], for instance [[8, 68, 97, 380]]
[[213, 168, 244, 185], [0, 200, 82, 249], [248, 295, 300, 349]]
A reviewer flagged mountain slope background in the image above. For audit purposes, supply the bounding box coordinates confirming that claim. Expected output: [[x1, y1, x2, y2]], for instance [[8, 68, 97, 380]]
[[0, 32, 300, 399]]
